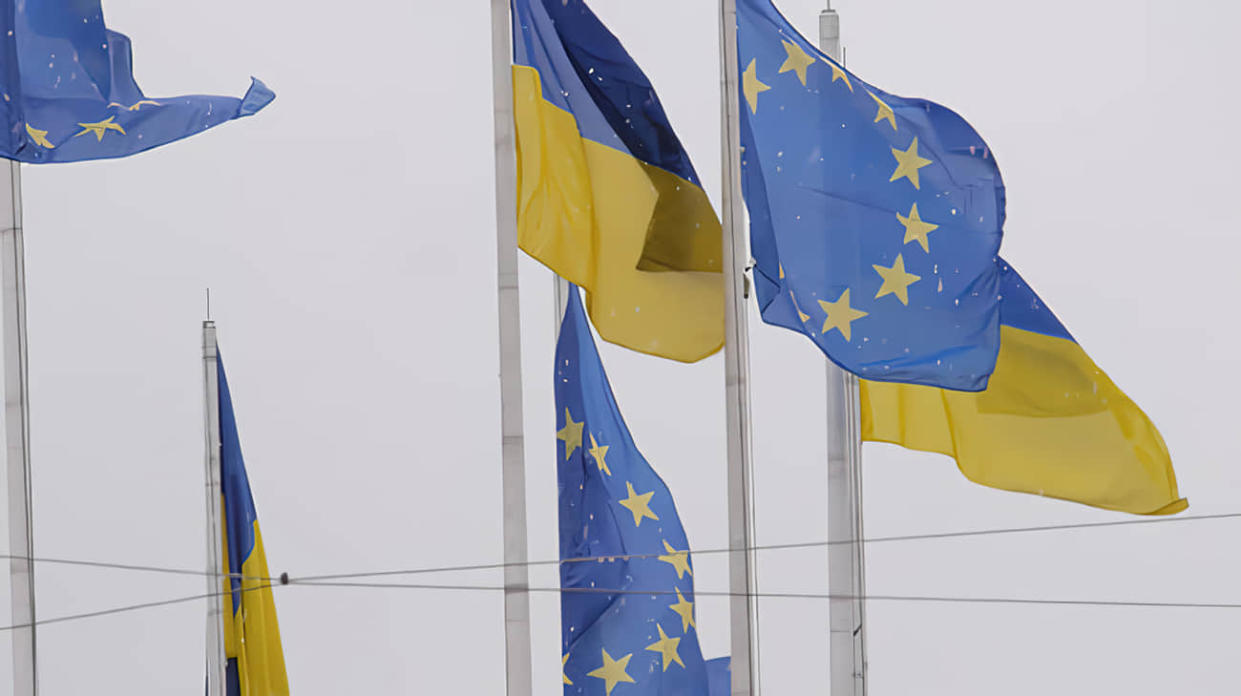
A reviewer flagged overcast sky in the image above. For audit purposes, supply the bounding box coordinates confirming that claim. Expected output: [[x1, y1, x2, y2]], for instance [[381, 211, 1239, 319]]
[[0, 0, 1234, 693]]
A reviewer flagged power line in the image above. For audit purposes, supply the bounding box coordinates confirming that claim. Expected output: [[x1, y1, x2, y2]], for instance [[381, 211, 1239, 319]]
[[8, 511, 1236, 585], [288, 580, 1241, 611], [0, 583, 277, 634], [0, 554, 273, 582], [292, 510, 1241, 583]]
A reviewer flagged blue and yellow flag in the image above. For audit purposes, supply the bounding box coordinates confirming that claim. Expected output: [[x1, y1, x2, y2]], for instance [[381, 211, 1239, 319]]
[[556, 287, 719, 694], [861, 261, 1187, 515], [218, 356, 289, 695], [512, 0, 723, 363], [0, 1, 272, 163], [737, 0, 1004, 391]]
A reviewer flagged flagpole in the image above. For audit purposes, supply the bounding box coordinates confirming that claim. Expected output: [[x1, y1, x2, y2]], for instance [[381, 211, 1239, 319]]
[[719, 1, 761, 694], [819, 4, 868, 694], [201, 322, 227, 696], [489, 1, 534, 695], [0, 159, 36, 696]]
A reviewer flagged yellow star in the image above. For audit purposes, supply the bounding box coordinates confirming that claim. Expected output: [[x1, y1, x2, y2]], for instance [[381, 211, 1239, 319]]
[[24, 124, 53, 149], [588, 433, 611, 476], [668, 587, 696, 632], [869, 91, 896, 130], [563, 653, 572, 686], [790, 291, 810, 323], [817, 289, 869, 342], [587, 649, 635, 696], [889, 137, 933, 190], [742, 59, 770, 114], [107, 99, 161, 111], [73, 115, 125, 142], [557, 409, 584, 461], [617, 482, 659, 527], [873, 254, 921, 305], [778, 40, 816, 86], [645, 624, 685, 672], [825, 59, 853, 91], [897, 203, 939, 253], [658, 540, 692, 579]]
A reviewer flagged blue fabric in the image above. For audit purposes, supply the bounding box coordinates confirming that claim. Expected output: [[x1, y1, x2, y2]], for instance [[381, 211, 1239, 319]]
[[704, 658, 729, 696], [0, 0, 272, 163], [740, 0, 1004, 391], [511, 0, 700, 186], [556, 287, 711, 695], [995, 258, 1073, 341], [217, 354, 259, 616]]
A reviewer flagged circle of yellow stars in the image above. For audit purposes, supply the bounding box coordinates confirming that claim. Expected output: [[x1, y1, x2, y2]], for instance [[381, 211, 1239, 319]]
[[746, 37, 943, 345]]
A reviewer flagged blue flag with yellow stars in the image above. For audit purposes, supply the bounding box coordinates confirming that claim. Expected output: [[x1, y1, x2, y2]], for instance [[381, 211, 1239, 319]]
[[0, 1, 272, 163], [738, 0, 1005, 391], [556, 286, 719, 695]]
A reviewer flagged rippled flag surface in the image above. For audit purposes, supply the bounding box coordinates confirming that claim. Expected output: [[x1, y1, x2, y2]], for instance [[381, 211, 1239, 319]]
[[556, 287, 722, 695], [738, 0, 1004, 391], [861, 260, 1187, 515], [0, 0, 272, 163]]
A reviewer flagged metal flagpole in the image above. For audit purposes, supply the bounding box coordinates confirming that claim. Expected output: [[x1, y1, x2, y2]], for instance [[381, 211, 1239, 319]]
[[553, 277, 570, 332], [489, 1, 534, 695], [201, 322, 227, 696], [719, 1, 761, 694], [0, 159, 36, 696], [819, 4, 868, 694]]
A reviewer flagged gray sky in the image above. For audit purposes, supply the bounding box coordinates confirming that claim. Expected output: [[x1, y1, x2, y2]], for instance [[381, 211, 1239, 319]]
[[0, 0, 1236, 693]]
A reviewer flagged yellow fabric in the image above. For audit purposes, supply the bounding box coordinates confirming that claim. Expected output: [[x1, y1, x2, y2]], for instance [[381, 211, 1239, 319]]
[[222, 519, 289, 696], [860, 325, 1187, 515], [513, 65, 724, 362]]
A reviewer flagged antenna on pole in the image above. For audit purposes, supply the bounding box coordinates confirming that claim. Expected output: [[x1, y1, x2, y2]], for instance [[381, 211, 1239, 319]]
[[205, 288, 211, 321]]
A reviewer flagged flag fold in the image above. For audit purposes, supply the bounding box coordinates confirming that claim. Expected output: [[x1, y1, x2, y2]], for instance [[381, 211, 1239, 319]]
[[861, 261, 1186, 515]]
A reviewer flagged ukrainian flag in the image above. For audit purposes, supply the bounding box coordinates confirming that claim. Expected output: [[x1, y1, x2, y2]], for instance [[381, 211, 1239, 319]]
[[512, 0, 723, 362], [218, 357, 289, 695], [861, 261, 1187, 515]]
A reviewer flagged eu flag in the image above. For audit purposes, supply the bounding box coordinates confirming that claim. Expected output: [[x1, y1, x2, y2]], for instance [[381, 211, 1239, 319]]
[[556, 287, 719, 695], [218, 355, 289, 695], [0, 1, 272, 163], [738, 0, 1004, 391]]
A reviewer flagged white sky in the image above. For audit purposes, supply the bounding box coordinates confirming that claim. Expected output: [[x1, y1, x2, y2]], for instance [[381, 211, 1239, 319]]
[[0, 0, 1236, 693]]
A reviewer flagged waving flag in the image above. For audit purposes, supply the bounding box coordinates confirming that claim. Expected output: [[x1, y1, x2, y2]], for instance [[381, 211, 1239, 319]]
[[0, 0, 272, 163], [512, 0, 723, 363], [861, 261, 1187, 515], [736, 0, 1004, 391], [218, 355, 289, 695], [556, 287, 721, 694]]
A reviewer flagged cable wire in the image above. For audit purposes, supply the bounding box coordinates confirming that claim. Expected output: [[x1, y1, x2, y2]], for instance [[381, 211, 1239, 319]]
[[287, 579, 1241, 611], [292, 510, 1241, 583], [0, 583, 277, 633], [7, 511, 1236, 585]]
